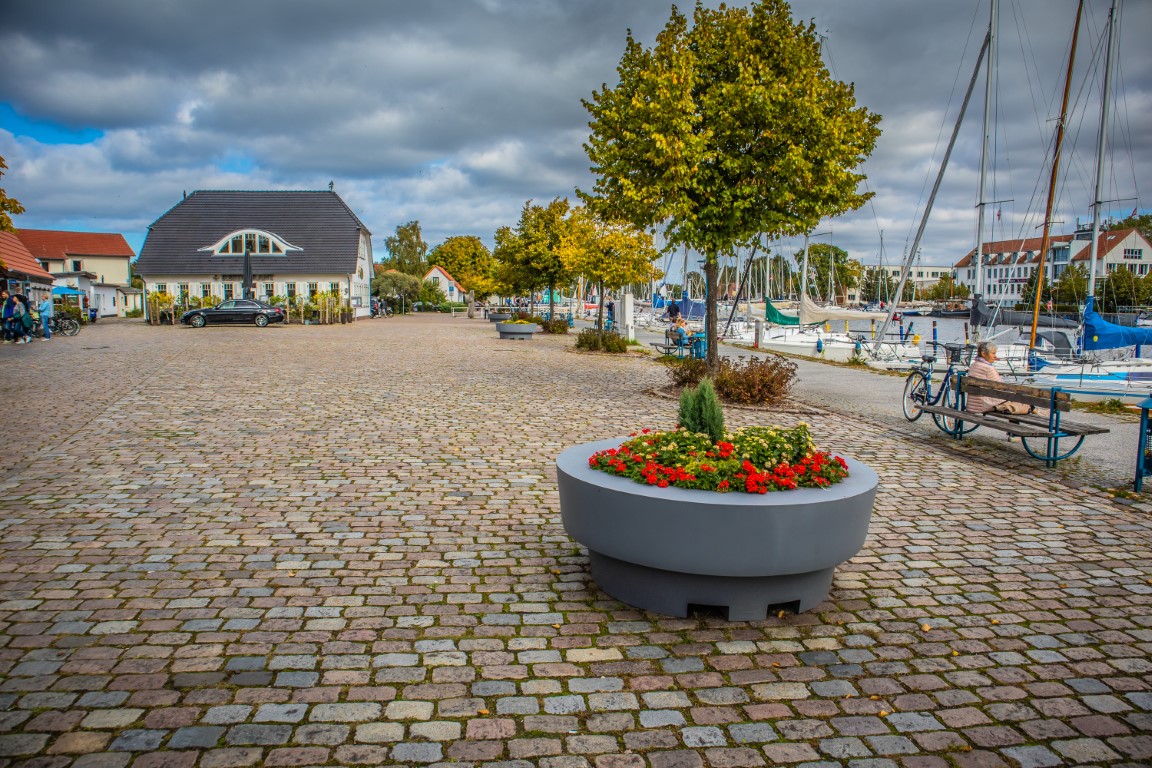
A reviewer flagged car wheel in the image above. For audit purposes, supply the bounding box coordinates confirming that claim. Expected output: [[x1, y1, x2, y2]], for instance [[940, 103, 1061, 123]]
[[254, 314, 269, 327], [191, 315, 206, 328]]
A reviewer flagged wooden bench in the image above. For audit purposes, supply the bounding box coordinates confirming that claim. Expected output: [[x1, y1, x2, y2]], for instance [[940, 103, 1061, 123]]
[[922, 374, 1109, 466]]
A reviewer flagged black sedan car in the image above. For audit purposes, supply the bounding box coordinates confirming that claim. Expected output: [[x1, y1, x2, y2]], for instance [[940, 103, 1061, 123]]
[[181, 299, 286, 328]]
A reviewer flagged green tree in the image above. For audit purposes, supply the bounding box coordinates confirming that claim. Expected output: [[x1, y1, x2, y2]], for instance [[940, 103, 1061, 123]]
[[1106, 212, 1152, 242], [1019, 268, 1052, 311], [857, 268, 895, 304], [1099, 266, 1146, 313], [0, 155, 25, 234], [558, 206, 662, 330], [766, 254, 796, 298], [493, 198, 574, 317], [383, 221, 429, 276], [792, 244, 860, 304], [429, 235, 499, 315], [1050, 263, 1088, 308], [429, 236, 496, 295], [416, 279, 447, 308], [372, 269, 421, 311], [920, 273, 969, 302], [581, 0, 880, 371]]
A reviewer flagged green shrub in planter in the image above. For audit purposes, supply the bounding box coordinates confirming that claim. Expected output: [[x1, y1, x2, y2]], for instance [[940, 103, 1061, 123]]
[[540, 318, 569, 334], [576, 329, 628, 353], [678, 378, 725, 442]]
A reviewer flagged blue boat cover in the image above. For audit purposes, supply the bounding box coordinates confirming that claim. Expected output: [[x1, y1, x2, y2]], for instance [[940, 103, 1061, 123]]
[[1083, 297, 1152, 350]]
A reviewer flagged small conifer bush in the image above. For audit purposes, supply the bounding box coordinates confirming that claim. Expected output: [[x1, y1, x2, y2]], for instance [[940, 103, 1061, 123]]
[[678, 378, 726, 443]]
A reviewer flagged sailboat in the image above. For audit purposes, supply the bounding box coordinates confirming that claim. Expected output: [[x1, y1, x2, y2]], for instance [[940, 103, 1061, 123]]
[[999, 0, 1152, 400]]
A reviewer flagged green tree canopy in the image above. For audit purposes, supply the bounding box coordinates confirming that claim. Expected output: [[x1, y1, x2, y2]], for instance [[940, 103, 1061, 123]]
[[1106, 212, 1152, 242], [1050, 263, 1088, 307], [493, 198, 574, 314], [920, 273, 969, 302], [372, 269, 421, 309], [0, 155, 25, 234], [581, 0, 881, 370], [792, 243, 860, 304], [382, 221, 429, 276], [558, 206, 663, 329], [428, 235, 498, 302], [1099, 266, 1147, 313]]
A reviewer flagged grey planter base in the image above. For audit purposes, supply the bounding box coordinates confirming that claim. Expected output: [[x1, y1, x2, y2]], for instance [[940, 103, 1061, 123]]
[[496, 322, 539, 340], [557, 437, 877, 619], [589, 551, 834, 620], [488, 312, 512, 322]]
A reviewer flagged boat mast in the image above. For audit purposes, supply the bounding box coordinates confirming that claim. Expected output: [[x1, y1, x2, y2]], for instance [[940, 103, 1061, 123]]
[[1029, 0, 1084, 351], [973, 0, 997, 334], [1087, 0, 1119, 300], [872, 28, 990, 353]]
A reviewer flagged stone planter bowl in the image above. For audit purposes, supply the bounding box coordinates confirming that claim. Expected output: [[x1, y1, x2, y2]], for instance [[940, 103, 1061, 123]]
[[488, 312, 513, 322], [496, 322, 539, 340], [556, 437, 878, 620]]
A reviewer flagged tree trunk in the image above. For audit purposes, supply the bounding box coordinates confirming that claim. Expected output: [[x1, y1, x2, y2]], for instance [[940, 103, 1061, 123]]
[[548, 283, 556, 320], [596, 280, 605, 331], [704, 258, 720, 375], [466, 291, 475, 319]]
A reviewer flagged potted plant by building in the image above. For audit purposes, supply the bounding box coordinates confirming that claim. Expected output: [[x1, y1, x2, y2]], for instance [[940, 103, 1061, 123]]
[[556, 380, 877, 620], [495, 318, 540, 340]]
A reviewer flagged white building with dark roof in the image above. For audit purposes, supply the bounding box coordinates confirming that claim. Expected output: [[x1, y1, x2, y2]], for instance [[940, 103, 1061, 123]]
[[135, 189, 374, 315]]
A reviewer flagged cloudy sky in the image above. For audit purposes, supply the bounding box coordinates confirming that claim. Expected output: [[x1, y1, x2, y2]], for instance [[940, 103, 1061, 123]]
[[1, 0, 1147, 276]]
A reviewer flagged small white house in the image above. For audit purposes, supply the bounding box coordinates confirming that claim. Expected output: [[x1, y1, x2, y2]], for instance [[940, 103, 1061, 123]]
[[423, 265, 467, 303]]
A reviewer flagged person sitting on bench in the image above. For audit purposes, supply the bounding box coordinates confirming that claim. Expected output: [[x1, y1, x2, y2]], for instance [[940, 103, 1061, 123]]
[[666, 317, 690, 346], [966, 341, 1032, 415]]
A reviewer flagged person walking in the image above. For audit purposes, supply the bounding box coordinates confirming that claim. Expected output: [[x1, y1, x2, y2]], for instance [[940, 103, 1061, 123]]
[[1, 290, 13, 343], [38, 293, 53, 340], [15, 295, 34, 343]]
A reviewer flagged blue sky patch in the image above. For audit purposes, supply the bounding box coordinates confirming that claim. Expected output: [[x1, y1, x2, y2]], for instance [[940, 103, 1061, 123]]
[[0, 103, 104, 144]]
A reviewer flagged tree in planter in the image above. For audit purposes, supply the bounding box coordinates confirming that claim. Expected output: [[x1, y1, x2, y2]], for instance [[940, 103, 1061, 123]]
[[493, 198, 574, 319], [581, 0, 880, 373], [558, 206, 662, 331]]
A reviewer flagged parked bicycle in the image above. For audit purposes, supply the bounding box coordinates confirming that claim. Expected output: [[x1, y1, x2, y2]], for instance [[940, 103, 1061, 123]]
[[30, 313, 81, 338], [901, 342, 977, 434]]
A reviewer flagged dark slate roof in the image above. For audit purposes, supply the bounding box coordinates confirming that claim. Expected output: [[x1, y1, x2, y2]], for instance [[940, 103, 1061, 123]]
[[135, 190, 370, 277]]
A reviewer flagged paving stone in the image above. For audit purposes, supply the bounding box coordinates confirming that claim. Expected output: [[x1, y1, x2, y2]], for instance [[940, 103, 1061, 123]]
[[0, 320, 1148, 768]]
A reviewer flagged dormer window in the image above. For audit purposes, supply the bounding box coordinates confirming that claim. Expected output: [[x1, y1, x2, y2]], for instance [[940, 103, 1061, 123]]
[[200, 229, 301, 256]]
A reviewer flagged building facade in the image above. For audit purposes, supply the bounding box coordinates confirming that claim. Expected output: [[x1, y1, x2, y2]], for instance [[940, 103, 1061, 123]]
[[135, 190, 373, 315], [16, 229, 141, 317], [422, 265, 466, 303], [0, 231, 55, 303], [953, 227, 1149, 306]]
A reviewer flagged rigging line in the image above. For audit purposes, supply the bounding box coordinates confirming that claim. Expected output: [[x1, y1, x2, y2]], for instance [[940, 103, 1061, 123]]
[[1111, 0, 1140, 210], [903, 0, 984, 251], [1008, 0, 1053, 159]]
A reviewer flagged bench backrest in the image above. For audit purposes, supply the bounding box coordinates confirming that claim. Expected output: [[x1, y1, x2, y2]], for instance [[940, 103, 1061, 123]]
[[957, 375, 1070, 411]]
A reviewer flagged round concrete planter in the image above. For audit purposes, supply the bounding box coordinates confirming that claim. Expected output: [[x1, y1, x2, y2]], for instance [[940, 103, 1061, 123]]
[[488, 312, 513, 322], [556, 437, 878, 620], [496, 322, 539, 340]]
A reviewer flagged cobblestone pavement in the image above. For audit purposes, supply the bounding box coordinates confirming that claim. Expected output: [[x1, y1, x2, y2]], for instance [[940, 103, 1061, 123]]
[[0, 316, 1149, 768]]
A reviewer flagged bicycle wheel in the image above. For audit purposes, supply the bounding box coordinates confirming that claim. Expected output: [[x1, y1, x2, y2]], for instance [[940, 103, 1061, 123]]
[[902, 372, 928, 421], [931, 376, 978, 435], [60, 318, 80, 336]]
